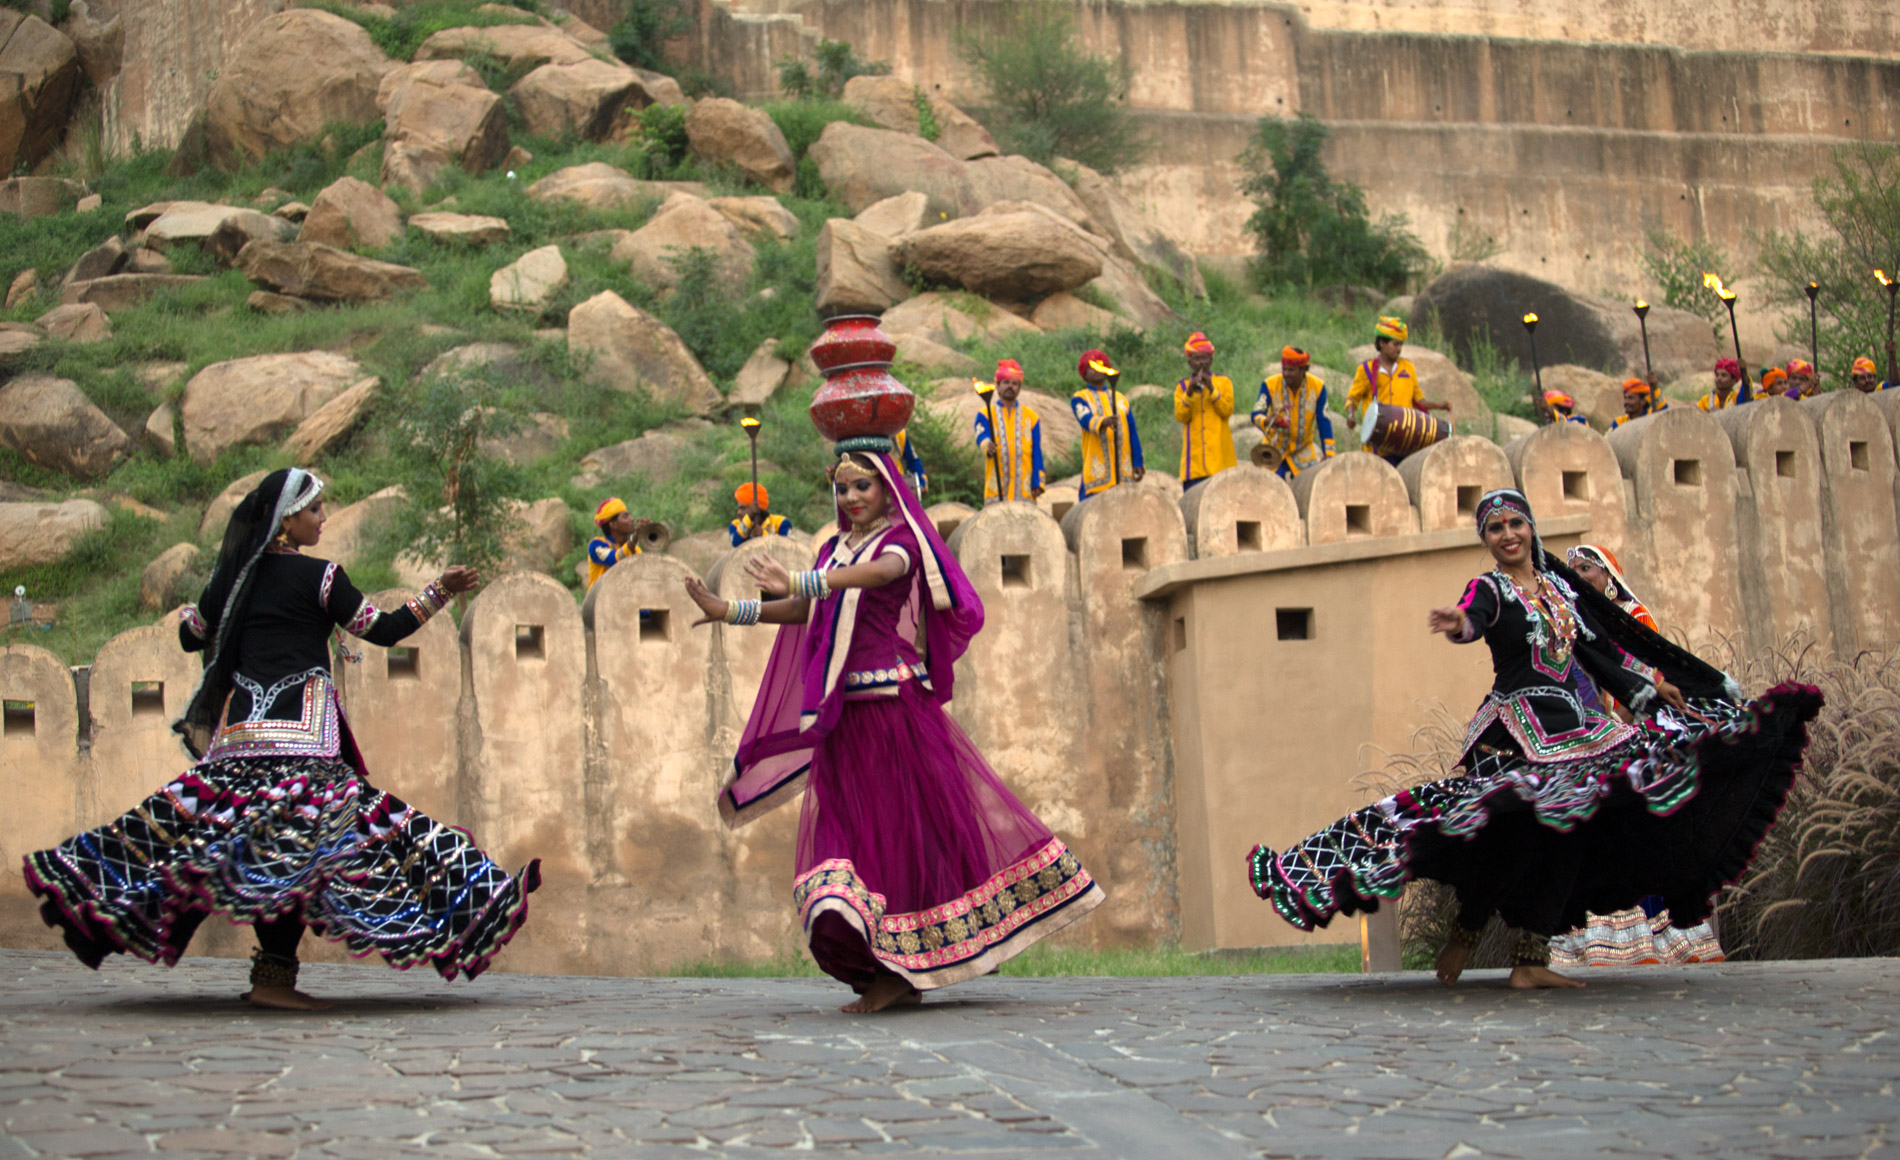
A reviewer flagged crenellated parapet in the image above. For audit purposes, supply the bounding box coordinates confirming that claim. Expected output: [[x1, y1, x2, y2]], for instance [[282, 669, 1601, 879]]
[[4, 408, 1897, 968]]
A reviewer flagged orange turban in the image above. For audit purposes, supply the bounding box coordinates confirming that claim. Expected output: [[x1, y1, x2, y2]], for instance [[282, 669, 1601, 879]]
[[594, 497, 627, 526], [1544, 390, 1576, 410], [1762, 367, 1787, 390], [1184, 331, 1215, 355], [1280, 346, 1310, 368], [994, 359, 1024, 381], [1621, 378, 1651, 395], [735, 482, 769, 509], [1786, 358, 1815, 377], [1853, 356, 1878, 375]]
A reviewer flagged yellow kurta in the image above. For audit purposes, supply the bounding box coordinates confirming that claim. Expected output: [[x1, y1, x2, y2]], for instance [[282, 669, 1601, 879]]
[[1174, 375, 1237, 483], [1252, 373, 1336, 475], [1346, 357, 1424, 420], [974, 402, 1043, 504], [585, 537, 640, 589], [1071, 387, 1142, 498]]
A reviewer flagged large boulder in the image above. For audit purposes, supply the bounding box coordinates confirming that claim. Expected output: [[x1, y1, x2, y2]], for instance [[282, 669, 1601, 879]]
[[315, 484, 406, 568], [0, 11, 81, 176], [236, 240, 428, 303], [0, 498, 106, 569], [611, 194, 754, 293], [201, 9, 390, 169], [1346, 342, 1492, 420], [59, 273, 206, 311], [0, 175, 85, 219], [198, 469, 271, 540], [571, 429, 687, 488], [490, 244, 568, 313], [0, 375, 133, 478], [415, 24, 593, 70], [1539, 364, 1625, 431], [61, 235, 126, 286], [814, 218, 909, 315], [526, 162, 696, 211], [892, 211, 1102, 301], [409, 211, 511, 245], [684, 98, 795, 193], [1065, 161, 1204, 297], [299, 176, 404, 251], [974, 200, 1171, 328], [34, 302, 111, 343], [417, 342, 559, 397], [180, 351, 368, 465], [567, 290, 721, 416], [1031, 291, 1121, 334], [965, 155, 1094, 229], [143, 203, 296, 259], [808, 122, 975, 219], [499, 496, 573, 574], [729, 339, 791, 409], [1415, 263, 1716, 383], [285, 376, 380, 460], [140, 543, 203, 612], [512, 57, 645, 141], [853, 191, 930, 239], [881, 291, 1040, 349], [840, 75, 998, 161], [381, 68, 509, 194], [0, 323, 42, 369], [377, 58, 482, 110], [60, 0, 123, 88], [706, 196, 799, 243], [479, 410, 569, 464]]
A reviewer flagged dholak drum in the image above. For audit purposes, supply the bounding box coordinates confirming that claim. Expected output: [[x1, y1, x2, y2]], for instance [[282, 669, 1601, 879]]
[[1358, 403, 1449, 459]]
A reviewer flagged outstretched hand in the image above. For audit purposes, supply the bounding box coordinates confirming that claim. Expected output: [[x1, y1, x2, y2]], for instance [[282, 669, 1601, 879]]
[[1427, 606, 1467, 638], [683, 578, 727, 627], [746, 554, 792, 598], [440, 566, 481, 594], [1654, 678, 1716, 726]]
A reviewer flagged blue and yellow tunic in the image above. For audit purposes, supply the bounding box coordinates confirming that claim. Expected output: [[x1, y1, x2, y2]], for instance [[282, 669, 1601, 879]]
[[1071, 386, 1143, 499], [973, 402, 1044, 504], [727, 512, 792, 547], [894, 428, 928, 497], [1252, 373, 1336, 478], [585, 536, 639, 589], [1611, 398, 1673, 428]]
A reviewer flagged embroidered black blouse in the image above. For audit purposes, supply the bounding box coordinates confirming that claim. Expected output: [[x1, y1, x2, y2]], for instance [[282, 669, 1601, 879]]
[[1451, 569, 1661, 765]]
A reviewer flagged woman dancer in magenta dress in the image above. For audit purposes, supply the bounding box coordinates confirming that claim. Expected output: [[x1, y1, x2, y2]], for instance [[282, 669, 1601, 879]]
[[685, 443, 1104, 1012]]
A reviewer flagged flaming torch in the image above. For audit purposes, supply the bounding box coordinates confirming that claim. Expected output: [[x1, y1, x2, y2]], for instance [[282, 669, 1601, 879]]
[[1704, 272, 1749, 399], [1522, 312, 1546, 420], [1879, 270, 1898, 389], [739, 415, 761, 519], [1633, 300, 1654, 384]]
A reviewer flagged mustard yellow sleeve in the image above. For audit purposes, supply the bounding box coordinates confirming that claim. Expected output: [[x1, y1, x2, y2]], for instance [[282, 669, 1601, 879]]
[[1173, 382, 1193, 423], [1212, 376, 1234, 419], [1347, 364, 1373, 412]]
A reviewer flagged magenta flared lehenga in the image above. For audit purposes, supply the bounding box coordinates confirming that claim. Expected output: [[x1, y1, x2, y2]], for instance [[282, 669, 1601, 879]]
[[721, 453, 1103, 991]]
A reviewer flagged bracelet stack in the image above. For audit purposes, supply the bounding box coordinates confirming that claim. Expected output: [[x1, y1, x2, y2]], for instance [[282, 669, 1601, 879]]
[[723, 599, 762, 626], [790, 570, 831, 600]]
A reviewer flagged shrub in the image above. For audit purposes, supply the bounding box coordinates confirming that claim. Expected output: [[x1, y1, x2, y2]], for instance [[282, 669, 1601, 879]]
[[1754, 143, 1900, 382], [386, 364, 531, 576], [625, 103, 690, 179], [314, 0, 540, 63], [609, 0, 691, 73], [1240, 114, 1428, 294], [955, 0, 1141, 173], [1640, 227, 1733, 342]]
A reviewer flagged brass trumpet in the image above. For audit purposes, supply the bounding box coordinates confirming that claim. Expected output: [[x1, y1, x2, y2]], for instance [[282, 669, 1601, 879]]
[[637, 520, 671, 553]]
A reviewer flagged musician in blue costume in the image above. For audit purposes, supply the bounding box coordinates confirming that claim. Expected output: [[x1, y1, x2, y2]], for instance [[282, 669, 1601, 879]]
[[1249, 489, 1821, 988]]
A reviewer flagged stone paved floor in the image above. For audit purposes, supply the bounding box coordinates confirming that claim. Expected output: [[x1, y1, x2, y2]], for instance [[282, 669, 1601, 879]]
[[1, 949, 1896, 1158]]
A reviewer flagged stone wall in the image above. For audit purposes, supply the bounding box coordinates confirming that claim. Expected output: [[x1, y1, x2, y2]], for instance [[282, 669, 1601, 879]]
[[5, 400, 1898, 969]]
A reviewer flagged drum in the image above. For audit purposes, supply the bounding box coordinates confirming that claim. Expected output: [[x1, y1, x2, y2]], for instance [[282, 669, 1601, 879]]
[[1359, 403, 1449, 459]]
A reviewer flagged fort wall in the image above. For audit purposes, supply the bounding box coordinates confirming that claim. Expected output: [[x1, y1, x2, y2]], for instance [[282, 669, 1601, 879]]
[[5, 403, 1895, 969]]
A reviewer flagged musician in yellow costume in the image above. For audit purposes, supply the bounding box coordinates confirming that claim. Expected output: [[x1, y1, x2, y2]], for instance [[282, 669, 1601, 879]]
[[586, 497, 648, 589], [1611, 379, 1673, 428], [1174, 331, 1236, 487], [1251, 346, 1336, 478], [1348, 317, 1449, 466], [973, 359, 1044, 505], [727, 482, 793, 547], [1071, 348, 1144, 499]]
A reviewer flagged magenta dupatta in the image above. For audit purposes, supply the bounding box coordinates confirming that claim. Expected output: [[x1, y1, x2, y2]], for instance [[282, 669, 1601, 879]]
[[717, 451, 984, 827]]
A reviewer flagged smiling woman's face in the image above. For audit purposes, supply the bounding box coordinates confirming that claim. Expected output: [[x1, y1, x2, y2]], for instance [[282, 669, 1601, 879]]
[[834, 470, 888, 527], [1481, 510, 1532, 568]]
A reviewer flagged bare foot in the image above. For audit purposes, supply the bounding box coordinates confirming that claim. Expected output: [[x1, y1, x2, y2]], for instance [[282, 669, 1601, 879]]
[[840, 975, 918, 1014], [242, 984, 333, 1011], [1508, 965, 1585, 990], [1435, 939, 1471, 987]]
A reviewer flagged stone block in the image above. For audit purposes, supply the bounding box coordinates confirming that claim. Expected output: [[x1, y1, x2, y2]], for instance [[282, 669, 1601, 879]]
[[1504, 420, 1627, 557], [336, 587, 463, 827], [1606, 406, 1744, 647], [1289, 454, 1417, 545], [1179, 466, 1302, 558], [1714, 398, 1830, 655], [1396, 435, 1515, 533], [1801, 391, 1900, 654]]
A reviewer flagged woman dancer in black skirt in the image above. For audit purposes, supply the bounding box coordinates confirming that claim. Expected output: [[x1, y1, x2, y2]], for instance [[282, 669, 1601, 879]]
[[24, 468, 540, 1009], [1249, 488, 1821, 987]]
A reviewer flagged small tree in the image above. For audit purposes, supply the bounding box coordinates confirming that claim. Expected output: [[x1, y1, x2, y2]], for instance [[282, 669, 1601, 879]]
[[1640, 227, 1733, 342], [1239, 114, 1427, 292], [1756, 142, 1900, 379], [389, 367, 530, 580], [956, 0, 1141, 173], [775, 38, 889, 101], [609, 0, 691, 73]]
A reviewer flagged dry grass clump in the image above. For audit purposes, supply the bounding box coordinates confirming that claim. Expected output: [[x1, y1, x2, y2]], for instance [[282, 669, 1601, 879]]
[[1716, 643, 1900, 960]]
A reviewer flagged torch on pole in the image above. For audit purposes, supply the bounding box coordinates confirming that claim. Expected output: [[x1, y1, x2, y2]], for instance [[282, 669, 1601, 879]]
[[1522, 313, 1545, 421], [740, 415, 761, 534], [1805, 282, 1820, 381], [1704, 272, 1749, 400], [1878, 271, 1898, 388], [1633, 300, 1654, 384], [974, 380, 1003, 502]]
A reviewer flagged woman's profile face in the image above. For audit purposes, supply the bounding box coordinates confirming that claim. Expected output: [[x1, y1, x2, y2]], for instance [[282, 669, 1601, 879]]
[[1571, 556, 1614, 597], [281, 499, 326, 547]]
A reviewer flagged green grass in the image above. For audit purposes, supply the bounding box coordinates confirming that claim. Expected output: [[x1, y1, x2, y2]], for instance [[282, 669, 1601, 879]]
[[663, 941, 1360, 978]]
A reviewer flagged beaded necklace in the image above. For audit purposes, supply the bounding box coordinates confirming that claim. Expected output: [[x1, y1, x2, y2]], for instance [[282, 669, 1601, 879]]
[[1505, 570, 1579, 663]]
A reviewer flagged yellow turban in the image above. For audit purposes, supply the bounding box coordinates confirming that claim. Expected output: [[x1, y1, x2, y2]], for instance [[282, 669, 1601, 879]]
[[1375, 317, 1408, 343], [593, 496, 627, 526]]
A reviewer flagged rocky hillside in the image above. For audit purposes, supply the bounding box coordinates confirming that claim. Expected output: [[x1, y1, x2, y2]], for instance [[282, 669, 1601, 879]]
[[0, 0, 1530, 664]]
